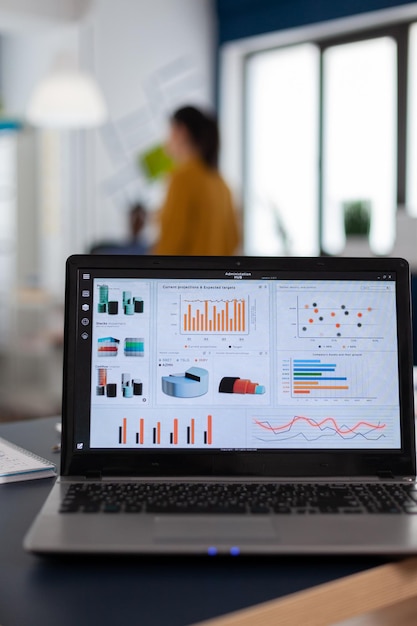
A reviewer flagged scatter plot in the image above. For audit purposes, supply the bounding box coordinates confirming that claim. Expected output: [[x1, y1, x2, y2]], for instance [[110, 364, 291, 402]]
[[298, 295, 378, 338]]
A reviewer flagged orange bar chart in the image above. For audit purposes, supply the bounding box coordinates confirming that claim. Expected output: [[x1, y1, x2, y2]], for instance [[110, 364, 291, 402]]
[[187, 418, 196, 444], [170, 418, 179, 445], [182, 298, 247, 334], [120, 415, 214, 446], [204, 414, 213, 445], [152, 422, 162, 445], [136, 418, 145, 444], [119, 417, 127, 444]]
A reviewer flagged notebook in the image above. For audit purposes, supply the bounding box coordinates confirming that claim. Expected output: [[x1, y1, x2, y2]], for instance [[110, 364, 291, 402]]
[[24, 255, 417, 555], [0, 437, 56, 484]]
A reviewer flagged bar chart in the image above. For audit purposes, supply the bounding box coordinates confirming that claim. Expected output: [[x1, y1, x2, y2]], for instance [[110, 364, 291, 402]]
[[118, 418, 127, 444], [291, 358, 367, 399], [181, 297, 248, 334], [117, 415, 213, 446], [135, 418, 144, 444]]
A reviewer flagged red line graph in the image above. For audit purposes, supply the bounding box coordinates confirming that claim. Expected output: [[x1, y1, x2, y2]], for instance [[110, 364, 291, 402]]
[[254, 415, 386, 435]]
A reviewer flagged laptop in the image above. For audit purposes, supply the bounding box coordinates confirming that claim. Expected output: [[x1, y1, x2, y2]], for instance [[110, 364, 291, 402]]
[[24, 255, 417, 555]]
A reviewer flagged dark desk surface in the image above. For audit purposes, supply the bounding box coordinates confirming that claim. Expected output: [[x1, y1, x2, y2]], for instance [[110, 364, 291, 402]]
[[0, 417, 388, 626]]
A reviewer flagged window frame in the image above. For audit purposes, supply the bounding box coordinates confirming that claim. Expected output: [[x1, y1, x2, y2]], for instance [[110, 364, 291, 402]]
[[242, 20, 412, 254]]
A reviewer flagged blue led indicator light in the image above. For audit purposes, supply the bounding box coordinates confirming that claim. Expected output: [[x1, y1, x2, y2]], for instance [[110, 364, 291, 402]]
[[207, 546, 217, 556], [230, 546, 240, 556]]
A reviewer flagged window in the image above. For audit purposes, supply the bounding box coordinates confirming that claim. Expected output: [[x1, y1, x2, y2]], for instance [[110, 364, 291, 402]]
[[243, 22, 415, 256], [407, 23, 417, 217], [245, 44, 319, 255], [322, 37, 397, 254]]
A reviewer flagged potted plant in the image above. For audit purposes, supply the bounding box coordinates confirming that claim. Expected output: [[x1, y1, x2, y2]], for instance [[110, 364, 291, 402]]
[[342, 200, 371, 256], [343, 200, 371, 238]]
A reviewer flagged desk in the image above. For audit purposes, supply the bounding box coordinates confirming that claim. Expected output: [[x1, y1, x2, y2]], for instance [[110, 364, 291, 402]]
[[0, 418, 402, 626]]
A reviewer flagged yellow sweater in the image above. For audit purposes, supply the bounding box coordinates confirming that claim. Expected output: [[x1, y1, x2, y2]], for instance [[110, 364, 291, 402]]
[[153, 158, 240, 256]]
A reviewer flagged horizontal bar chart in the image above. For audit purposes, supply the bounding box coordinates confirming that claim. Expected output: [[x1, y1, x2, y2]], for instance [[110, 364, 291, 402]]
[[292, 359, 349, 396]]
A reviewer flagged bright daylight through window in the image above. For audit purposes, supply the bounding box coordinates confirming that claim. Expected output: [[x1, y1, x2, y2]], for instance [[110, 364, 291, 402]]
[[323, 37, 397, 255], [245, 36, 398, 256], [245, 44, 319, 256]]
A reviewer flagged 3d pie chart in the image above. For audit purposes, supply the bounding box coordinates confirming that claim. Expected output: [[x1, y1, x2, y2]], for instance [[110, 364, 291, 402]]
[[162, 367, 209, 398]]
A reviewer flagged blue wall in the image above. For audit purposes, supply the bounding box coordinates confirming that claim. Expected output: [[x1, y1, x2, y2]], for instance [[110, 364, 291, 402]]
[[216, 0, 417, 44]]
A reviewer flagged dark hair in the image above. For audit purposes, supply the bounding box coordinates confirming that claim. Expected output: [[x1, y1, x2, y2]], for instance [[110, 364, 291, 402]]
[[172, 106, 219, 169]]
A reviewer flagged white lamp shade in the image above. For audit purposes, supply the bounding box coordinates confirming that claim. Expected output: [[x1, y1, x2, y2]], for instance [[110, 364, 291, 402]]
[[27, 70, 107, 129]]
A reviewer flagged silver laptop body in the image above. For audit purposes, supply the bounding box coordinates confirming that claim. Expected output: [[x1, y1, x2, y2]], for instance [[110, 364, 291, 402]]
[[24, 255, 417, 555]]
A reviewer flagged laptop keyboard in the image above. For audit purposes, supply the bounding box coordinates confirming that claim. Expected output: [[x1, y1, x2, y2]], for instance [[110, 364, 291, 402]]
[[59, 481, 417, 514]]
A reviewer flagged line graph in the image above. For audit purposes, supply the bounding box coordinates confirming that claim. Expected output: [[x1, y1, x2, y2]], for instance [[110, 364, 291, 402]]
[[251, 413, 390, 448]]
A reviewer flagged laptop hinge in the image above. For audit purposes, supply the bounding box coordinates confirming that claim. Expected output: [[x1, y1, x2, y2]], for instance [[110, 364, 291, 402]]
[[377, 470, 395, 480], [85, 470, 102, 479]]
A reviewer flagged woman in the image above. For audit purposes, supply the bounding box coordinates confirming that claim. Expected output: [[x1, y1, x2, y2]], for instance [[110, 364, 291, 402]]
[[153, 106, 240, 255]]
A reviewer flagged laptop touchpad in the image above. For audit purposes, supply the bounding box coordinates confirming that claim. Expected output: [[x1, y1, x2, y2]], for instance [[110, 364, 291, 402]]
[[154, 517, 277, 542]]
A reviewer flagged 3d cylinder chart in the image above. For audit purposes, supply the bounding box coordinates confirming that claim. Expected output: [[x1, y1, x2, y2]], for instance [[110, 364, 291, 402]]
[[97, 368, 119, 398], [133, 379, 143, 395], [122, 372, 133, 398], [162, 367, 209, 398], [97, 284, 144, 316], [181, 297, 248, 334], [218, 377, 265, 395], [123, 291, 144, 315], [98, 285, 108, 313], [122, 372, 143, 397], [96, 368, 143, 398], [108, 301, 119, 315], [106, 383, 117, 397]]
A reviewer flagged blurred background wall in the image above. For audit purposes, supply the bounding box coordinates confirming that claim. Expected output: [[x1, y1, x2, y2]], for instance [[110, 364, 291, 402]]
[[0, 0, 215, 419], [1, 0, 417, 420]]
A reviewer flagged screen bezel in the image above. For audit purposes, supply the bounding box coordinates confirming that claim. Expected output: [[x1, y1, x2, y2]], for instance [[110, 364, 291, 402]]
[[61, 255, 416, 478]]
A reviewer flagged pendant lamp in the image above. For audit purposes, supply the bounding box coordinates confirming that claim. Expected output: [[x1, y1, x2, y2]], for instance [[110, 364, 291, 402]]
[[26, 55, 107, 129]]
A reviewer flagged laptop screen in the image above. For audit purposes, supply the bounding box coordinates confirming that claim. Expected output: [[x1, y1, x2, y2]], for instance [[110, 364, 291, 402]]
[[70, 262, 405, 455]]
